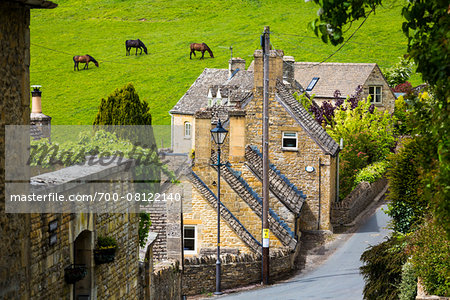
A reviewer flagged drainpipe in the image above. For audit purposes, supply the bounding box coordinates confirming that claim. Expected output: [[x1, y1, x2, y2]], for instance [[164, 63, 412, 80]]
[[336, 138, 343, 202], [317, 158, 321, 230], [170, 114, 174, 151]]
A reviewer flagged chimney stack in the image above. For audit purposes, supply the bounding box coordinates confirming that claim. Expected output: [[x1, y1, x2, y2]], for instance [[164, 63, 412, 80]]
[[229, 57, 246, 78], [253, 49, 284, 90], [282, 56, 295, 87], [30, 85, 51, 141]]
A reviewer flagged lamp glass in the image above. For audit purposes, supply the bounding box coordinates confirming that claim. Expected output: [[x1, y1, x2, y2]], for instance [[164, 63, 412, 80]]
[[210, 120, 228, 145]]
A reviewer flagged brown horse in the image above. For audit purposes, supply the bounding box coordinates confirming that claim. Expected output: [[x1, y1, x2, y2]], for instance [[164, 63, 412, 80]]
[[190, 43, 214, 59], [73, 54, 99, 71]]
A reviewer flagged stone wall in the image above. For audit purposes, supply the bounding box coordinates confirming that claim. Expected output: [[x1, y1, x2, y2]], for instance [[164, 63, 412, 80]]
[[0, 2, 32, 298], [147, 200, 168, 261], [182, 249, 297, 295], [246, 50, 336, 231], [363, 65, 395, 113], [150, 261, 182, 300], [172, 114, 195, 153], [331, 177, 388, 227], [24, 160, 140, 299]]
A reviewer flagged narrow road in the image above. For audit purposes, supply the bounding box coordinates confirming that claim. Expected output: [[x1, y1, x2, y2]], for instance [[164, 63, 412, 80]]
[[221, 204, 391, 300]]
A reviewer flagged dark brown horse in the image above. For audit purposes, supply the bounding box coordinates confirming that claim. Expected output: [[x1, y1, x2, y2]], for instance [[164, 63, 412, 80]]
[[126, 39, 148, 56], [190, 43, 214, 59], [73, 55, 99, 71]]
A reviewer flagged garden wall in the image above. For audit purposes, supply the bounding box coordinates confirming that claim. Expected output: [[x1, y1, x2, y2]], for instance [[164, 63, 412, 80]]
[[331, 177, 388, 227], [182, 249, 296, 296]]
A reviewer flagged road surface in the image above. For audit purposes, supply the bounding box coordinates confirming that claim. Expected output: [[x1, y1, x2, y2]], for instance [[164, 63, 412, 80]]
[[221, 204, 391, 300]]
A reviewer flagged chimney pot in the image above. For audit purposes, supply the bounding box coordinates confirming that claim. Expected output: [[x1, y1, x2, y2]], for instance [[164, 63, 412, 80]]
[[31, 85, 42, 113]]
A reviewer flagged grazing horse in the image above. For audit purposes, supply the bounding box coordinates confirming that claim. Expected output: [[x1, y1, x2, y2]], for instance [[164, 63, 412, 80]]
[[126, 39, 148, 56], [190, 43, 214, 59], [73, 55, 99, 71]]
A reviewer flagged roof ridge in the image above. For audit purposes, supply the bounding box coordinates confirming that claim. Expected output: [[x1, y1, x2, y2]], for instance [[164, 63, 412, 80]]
[[294, 62, 376, 66]]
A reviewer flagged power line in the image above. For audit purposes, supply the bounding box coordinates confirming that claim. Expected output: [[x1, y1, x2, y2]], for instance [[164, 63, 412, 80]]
[[278, 9, 374, 70]]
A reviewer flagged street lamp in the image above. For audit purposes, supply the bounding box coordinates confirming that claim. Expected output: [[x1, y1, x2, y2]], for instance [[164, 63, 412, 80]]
[[210, 119, 228, 295]]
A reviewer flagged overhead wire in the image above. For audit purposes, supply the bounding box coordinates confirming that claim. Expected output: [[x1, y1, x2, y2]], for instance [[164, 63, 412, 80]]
[[271, 9, 375, 70]]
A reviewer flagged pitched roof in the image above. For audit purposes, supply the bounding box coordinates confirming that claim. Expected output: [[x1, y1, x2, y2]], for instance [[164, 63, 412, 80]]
[[169, 68, 253, 115], [294, 62, 377, 99], [275, 79, 339, 156]]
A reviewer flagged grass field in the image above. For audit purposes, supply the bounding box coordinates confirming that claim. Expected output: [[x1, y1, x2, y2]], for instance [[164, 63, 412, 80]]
[[30, 0, 420, 127]]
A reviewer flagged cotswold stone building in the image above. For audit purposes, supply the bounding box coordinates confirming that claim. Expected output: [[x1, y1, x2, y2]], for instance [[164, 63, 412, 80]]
[[293, 62, 396, 112], [0, 1, 140, 299], [170, 49, 339, 257]]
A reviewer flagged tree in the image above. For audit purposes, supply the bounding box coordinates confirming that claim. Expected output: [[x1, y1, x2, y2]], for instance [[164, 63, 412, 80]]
[[93, 83, 159, 248], [93, 83, 156, 150], [384, 57, 414, 87], [308, 0, 449, 238]]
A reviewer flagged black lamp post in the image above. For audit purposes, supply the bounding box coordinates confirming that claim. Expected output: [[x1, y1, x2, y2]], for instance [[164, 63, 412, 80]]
[[210, 119, 228, 295]]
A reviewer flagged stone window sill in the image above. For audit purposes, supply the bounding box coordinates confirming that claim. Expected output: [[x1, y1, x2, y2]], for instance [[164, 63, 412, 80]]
[[282, 148, 298, 152]]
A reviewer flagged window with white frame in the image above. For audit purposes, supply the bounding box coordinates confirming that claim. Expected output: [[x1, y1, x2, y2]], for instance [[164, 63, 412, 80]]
[[184, 122, 191, 138], [282, 132, 298, 150], [183, 225, 197, 254], [369, 86, 382, 103]]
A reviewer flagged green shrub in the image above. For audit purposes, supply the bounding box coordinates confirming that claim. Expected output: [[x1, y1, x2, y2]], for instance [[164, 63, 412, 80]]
[[353, 160, 389, 188], [393, 96, 413, 136], [328, 98, 395, 199], [139, 212, 152, 248], [360, 235, 408, 300], [97, 236, 117, 249], [409, 219, 450, 296], [398, 261, 417, 300], [386, 138, 427, 234], [384, 57, 414, 87]]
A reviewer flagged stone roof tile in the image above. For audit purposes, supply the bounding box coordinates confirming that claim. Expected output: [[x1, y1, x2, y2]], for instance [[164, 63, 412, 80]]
[[294, 62, 376, 99], [170, 68, 253, 115]]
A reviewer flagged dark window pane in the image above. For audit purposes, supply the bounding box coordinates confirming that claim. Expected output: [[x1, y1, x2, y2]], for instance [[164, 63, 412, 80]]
[[184, 239, 195, 250], [283, 138, 297, 148], [184, 227, 195, 238]]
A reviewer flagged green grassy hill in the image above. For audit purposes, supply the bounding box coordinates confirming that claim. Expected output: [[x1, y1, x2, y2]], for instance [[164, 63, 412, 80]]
[[30, 0, 418, 127]]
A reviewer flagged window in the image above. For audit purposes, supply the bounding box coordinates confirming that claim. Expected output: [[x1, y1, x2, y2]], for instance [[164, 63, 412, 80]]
[[184, 122, 191, 138], [183, 226, 197, 254], [369, 86, 382, 103], [282, 132, 298, 150], [306, 77, 319, 92]]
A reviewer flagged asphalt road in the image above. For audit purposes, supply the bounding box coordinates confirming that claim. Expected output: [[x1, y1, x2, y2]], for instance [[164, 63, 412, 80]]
[[220, 204, 392, 300]]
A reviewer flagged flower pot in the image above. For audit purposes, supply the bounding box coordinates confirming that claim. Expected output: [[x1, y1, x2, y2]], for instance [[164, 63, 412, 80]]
[[64, 264, 87, 284], [94, 247, 117, 265]]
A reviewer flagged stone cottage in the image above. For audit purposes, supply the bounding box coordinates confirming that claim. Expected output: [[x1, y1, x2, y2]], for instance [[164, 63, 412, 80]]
[[169, 58, 252, 154], [168, 49, 339, 258], [0, 1, 141, 299], [293, 62, 396, 112]]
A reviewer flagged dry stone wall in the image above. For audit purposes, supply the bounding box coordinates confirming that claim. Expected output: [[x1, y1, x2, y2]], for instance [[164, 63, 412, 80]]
[[331, 177, 388, 227], [182, 249, 296, 295]]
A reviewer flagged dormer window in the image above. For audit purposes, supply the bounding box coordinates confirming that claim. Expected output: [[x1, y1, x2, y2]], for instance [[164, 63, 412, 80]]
[[306, 77, 319, 92]]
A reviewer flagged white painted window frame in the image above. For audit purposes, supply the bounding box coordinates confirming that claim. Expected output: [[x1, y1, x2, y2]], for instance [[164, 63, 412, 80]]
[[282, 132, 298, 150], [183, 225, 197, 255], [184, 121, 191, 138], [369, 86, 382, 103]]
